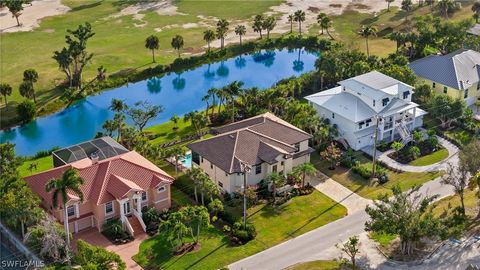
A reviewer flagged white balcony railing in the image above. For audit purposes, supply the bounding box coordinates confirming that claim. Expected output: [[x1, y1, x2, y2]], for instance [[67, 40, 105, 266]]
[[132, 209, 147, 232]]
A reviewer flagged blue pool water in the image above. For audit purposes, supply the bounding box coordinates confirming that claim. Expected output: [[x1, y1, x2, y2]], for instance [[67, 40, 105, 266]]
[[1, 48, 318, 156], [179, 153, 192, 169]]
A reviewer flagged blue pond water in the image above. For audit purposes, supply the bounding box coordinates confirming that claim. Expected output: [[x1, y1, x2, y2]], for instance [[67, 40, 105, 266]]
[[1, 48, 318, 156]]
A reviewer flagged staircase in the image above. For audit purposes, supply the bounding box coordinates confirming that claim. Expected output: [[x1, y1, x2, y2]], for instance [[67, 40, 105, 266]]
[[127, 216, 145, 237], [395, 120, 412, 146]]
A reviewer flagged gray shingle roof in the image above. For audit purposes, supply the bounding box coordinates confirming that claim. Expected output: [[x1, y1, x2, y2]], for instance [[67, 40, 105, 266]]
[[409, 49, 480, 90], [188, 113, 311, 173]]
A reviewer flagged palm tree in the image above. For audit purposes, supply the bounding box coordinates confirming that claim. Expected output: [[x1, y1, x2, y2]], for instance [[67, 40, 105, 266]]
[[202, 94, 210, 118], [263, 16, 276, 39], [234, 25, 246, 45], [386, 0, 395, 11], [438, 0, 454, 19], [207, 88, 218, 116], [203, 29, 215, 52], [359, 25, 377, 57], [293, 10, 306, 35], [23, 69, 38, 85], [186, 167, 203, 203], [401, 0, 413, 20], [171, 35, 184, 58], [252, 15, 264, 39], [293, 163, 317, 188], [223, 81, 244, 122], [170, 114, 180, 130], [387, 31, 407, 52], [19, 81, 36, 103], [472, 1, 480, 20], [288, 14, 294, 33], [319, 14, 333, 39], [145, 35, 159, 63], [216, 19, 229, 50], [317, 13, 327, 34], [0, 83, 12, 106], [267, 172, 285, 204], [46, 168, 84, 246]]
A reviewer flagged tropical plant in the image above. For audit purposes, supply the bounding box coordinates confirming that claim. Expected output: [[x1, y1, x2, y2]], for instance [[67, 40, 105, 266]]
[[293, 10, 306, 34], [252, 15, 264, 38], [267, 172, 285, 204], [216, 19, 229, 49], [19, 81, 36, 103], [320, 142, 342, 170], [126, 101, 164, 131], [387, 31, 407, 52], [234, 25, 246, 45], [170, 113, 180, 130], [263, 16, 276, 39], [0, 83, 12, 106], [45, 168, 85, 246], [75, 240, 126, 270], [184, 110, 209, 137], [391, 141, 404, 158], [16, 100, 36, 123], [288, 14, 294, 33], [171, 34, 184, 58], [168, 146, 185, 177], [386, 0, 395, 11], [359, 25, 377, 57], [408, 146, 421, 160], [293, 163, 317, 188], [186, 167, 203, 203], [207, 198, 224, 216], [5, 0, 29, 26], [317, 13, 333, 39], [412, 130, 423, 144], [223, 81, 244, 122], [52, 22, 95, 90], [145, 35, 159, 63], [428, 95, 465, 129], [365, 185, 441, 256], [413, 84, 433, 103], [203, 29, 215, 52], [336, 235, 360, 270]]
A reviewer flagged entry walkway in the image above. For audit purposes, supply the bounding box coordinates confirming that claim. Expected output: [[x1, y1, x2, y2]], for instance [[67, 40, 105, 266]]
[[308, 173, 371, 214], [363, 136, 459, 173], [73, 228, 146, 269]]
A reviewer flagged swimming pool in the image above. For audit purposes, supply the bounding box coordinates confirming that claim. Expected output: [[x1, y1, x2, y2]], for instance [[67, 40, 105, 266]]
[[179, 153, 192, 169]]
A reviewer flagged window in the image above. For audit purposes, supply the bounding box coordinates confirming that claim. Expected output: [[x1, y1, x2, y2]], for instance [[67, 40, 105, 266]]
[[141, 192, 147, 201], [272, 165, 278, 173], [358, 121, 364, 129], [443, 86, 448, 94], [218, 182, 223, 188], [281, 161, 284, 166], [201, 157, 204, 163], [157, 186, 166, 193], [382, 98, 389, 106], [255, 165, 262, 175], [366, 119, 372, 127], [403, 91, 410, 99], [373, 100, 376, 107], [432, 82, 436, 88], [105, 201, 113, 215], [464, 89, 469, 99], [210, 162, 213, 169], [67, 205, 75, 217], [192, 152, 200, 165]]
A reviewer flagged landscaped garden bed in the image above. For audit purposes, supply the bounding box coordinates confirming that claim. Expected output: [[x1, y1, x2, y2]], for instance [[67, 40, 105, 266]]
[[387, 142, 447, 165]]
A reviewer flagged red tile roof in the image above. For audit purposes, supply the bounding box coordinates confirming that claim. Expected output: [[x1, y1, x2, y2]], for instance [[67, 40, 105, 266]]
[[25, 151, 174, 208]]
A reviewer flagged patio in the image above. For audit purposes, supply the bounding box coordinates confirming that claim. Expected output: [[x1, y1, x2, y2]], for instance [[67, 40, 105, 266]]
[[72, 228, 147, 270]]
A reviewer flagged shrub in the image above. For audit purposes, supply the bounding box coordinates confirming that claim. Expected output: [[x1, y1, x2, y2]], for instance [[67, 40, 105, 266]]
[[231, 221, 256, 244], [31, 146, 60, 159], [17, 100, 36, 123], [102, 219, 130, 242], [223, 225, 231, 233], [408, 146, 421, 160], [142, 207, 160, 231]]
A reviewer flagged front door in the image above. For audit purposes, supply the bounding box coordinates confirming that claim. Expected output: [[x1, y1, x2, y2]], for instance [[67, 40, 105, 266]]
[[123, 201, 131, 215]]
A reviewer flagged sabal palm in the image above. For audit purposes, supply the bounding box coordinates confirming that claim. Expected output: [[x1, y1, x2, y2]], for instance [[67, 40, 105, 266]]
[[316, 13, 327, 34], [267, 172, 285, 204], [171, 35, 184, 58], [223, 81, 244, 122], [293, 163, 317, 188], [288, 14, 294, 33], [145, 35, 159, 63], [207, 88, 218, 115], [46, 168, 84, 246], [438, 0, 454, 19], [320, 15, 333, 39], [186, 167, 203, 203], [216, 19, 229, 49], [0, 83, 12, 106], [359, 25, 377, 57], [294, 10, 306, 34], [235, 25, 246, 45], [19, 81, 36, 103], [203, 29, 215, 51]]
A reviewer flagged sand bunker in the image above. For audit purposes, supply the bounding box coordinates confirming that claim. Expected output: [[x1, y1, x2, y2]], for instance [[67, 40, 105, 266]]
[[0, 0, 70, 33]]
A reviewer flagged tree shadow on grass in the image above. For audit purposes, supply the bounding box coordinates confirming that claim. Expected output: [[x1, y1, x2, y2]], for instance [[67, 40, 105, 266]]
[[70, 1, 103, 12]]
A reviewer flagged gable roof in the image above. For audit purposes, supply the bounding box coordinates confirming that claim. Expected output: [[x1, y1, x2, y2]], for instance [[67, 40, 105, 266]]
[[25, 150, 174, 208], [189, 113, 311, 173], [409, 49, 480, 90]]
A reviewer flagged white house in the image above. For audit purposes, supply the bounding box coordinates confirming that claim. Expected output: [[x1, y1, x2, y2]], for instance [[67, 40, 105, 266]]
[[305, 71, 427, 151], [187, 113, 314, 193]]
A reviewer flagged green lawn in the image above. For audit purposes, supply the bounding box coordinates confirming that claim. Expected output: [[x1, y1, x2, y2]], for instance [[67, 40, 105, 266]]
[[432, 189, 478, 217], [133, 190, 347, 270], [444, 128, 475, 147], [311, 152, 443, 200], [144, 118, 197, 145], [18, 156, 53, 177], [368, 231, 397, 249], [409, 148, 449, 166], [285, 260, 341, 270]]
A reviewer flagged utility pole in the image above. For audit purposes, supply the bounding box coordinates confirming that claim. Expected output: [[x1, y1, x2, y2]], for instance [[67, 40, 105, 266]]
[[238, 158, 251, 230], [371, 115, 380, 181]]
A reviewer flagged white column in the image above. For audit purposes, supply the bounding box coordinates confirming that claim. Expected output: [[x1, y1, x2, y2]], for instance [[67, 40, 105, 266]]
[[119, 201, 125, 220], [391, 114, 396, 141], [136, 196, 142, 215]]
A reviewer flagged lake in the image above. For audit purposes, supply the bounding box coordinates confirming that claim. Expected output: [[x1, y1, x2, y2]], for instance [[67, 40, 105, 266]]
[[1, 48, 318, 156]]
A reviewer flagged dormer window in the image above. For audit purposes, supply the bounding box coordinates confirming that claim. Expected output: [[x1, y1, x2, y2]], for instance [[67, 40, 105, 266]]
[[358, 121, 365, 129], [403, 91, 410, 99], [382, 98, 389, 106], [373, 100, 376, 107]]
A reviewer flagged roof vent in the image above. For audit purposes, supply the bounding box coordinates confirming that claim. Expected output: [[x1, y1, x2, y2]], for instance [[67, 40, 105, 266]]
[[90, 152, 99, 164], [229, 134, 235, 139]]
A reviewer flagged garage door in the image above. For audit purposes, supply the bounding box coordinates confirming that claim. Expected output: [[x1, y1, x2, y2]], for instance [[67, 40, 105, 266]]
[[77, 216, 93, 232]]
